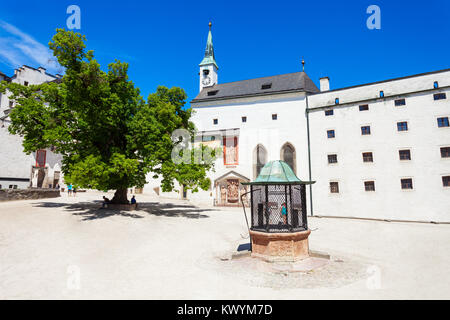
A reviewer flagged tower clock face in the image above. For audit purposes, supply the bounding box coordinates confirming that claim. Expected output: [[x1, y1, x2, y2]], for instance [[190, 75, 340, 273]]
[[202, 76, 211, 86]]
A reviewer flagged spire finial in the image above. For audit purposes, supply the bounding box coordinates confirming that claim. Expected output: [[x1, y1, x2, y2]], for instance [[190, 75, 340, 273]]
[[301, 57, 305, 72], [209, 21, 212, 30]]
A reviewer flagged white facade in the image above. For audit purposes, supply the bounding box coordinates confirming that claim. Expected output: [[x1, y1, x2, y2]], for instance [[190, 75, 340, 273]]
[[0, 66, 63, 190], [144, 27, 450, 222]]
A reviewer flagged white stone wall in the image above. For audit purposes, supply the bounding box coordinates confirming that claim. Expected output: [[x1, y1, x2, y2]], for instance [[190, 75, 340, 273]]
[[308, 70, 450, 222], [0, 66, 61, 190]]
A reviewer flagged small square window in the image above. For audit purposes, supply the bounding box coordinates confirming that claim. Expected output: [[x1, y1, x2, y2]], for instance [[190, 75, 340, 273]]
[[24, 81, 29, 86], [399, 149, 411, 160], [242, 116, 247, 123], [361, 126, 371, 135], [328, 154, 338, 164], [443, 176, 450, 187], [394, 99, 406, 106], [434, 93, 446, 100], [213, 119, 218, 125], [441, 147, 450, 158], [364, 181, 375, 191], [401, 178, 413, 190], [325, 109, 334, 116], [272, 114, 277, 120], [380, 91, 384, 98], [397, 121, 408, 131], [327, 130, 335, 139], [437, 117, 449, 128], [362, 152, 373, 163], [330, 182, 339, 193], [359, 104, 369, 111]]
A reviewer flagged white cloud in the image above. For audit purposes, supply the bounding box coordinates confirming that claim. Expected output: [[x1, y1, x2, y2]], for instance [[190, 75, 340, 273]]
[[0, 20, 62, 74]]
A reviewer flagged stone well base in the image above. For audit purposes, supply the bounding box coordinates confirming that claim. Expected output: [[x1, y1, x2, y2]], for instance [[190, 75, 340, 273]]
[[105, 203, 137, 211], [249, 229, 311, 262]]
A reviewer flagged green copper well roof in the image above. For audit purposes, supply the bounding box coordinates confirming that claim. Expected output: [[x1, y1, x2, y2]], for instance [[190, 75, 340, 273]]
[[199, 23, 219, 69], [242, 160, 315, 185]]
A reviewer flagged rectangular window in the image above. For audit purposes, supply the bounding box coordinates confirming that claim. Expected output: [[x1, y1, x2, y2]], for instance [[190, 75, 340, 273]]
[[361, 126, 371, 135], [399, 149, 411, 160], [364, 181, 375, 191], [380, 91, 384, 98], [9, 101, 13, 108], [443, 176, 450, 187], [213, 119, 218, 125], [223, 136, 239, 165], [328, 154, 338, 164], [207, 90, 219, 96], [359, 104, 369, 111], [261, 83, 272, 90], [272, 114, 277, 120], [397, 121, 408, 131], [362, 152, 373, 163], [24, 81, 29, 86], [401, 178, 413, 190], [327, 130, 335, 139], [394, 99, 406, 106], [434, 93, 446, 100], [36, 150, 46, 167], [437, 117, 449, 128], [441, 147, 450, 158], [325, 109, 334, 116], [242, 116, 247, 123], [330, 182, 339, 193]]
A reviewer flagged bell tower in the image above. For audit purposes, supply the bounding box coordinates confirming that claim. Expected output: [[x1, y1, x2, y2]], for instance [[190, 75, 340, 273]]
[[199, 22, 219, 92]]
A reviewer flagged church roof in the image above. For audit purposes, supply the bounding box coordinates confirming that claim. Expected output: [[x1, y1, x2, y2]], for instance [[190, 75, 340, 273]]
[[192, 71, 319, 103]]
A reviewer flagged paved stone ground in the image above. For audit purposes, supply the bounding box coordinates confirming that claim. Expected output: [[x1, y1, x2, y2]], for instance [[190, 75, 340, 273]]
[[0, 191, 449, 299]]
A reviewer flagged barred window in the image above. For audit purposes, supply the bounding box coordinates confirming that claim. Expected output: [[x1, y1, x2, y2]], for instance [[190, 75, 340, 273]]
[[437, 117, 449, 128], [327, 130, 335, 139], [328, 154, 338, 164], [359, 104, 369, 111], [361, 126, 371, 135], [394, 99, 406, 106], [397, 121, 408, 131], [364, 181, 375, 191], [399, 149, 411, 160], [443, 176, 450, 187], [401, 178, 413, 190], [362, 152, 373, 162], [434, 93, 446, 100], [441, 147, 450, 158], [325, 109, 334, 116], [330, 182, 339, 193]]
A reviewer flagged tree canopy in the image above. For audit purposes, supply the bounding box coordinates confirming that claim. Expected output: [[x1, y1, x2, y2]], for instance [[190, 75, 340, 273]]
[[0, 29, 217, 203]]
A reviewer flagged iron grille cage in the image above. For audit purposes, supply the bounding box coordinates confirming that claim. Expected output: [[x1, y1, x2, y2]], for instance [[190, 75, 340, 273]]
[[250, 184, 307, 233]]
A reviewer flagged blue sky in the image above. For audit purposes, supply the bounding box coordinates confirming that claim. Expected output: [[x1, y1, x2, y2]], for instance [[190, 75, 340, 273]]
[[0, 0, 449, 106]]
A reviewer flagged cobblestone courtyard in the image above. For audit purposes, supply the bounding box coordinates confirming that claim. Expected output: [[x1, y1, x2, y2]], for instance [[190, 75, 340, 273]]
[[0, 191, 449, 299]]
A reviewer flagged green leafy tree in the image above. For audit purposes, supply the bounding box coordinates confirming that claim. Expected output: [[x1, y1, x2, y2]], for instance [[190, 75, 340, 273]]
[[0, 29, 217, 203]]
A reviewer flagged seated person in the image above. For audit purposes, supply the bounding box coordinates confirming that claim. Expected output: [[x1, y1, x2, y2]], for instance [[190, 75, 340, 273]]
[[102, 196, 110, 208]]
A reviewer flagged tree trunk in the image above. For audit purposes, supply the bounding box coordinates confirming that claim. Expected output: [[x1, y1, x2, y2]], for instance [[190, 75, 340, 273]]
[[111, 188, 128, 204]]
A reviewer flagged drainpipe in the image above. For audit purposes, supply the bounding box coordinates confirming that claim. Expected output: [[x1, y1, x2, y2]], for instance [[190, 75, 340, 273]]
[[305, 93, 314, 216]]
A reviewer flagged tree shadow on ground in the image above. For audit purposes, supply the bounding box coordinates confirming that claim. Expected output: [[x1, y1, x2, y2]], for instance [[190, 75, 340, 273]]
[[33, 200, 213, 221]]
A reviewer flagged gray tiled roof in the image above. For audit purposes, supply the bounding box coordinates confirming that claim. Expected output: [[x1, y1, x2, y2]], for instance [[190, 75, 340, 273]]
[[192, 71, 319, 102]]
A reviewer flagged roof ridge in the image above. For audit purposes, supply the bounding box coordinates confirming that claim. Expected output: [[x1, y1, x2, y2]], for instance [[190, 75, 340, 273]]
[[209, 71, 306, 86]]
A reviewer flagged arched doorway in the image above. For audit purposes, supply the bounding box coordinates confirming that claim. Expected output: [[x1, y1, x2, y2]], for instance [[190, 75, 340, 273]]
[[253, 144, 267, 179], [280, 143, 296, 174]]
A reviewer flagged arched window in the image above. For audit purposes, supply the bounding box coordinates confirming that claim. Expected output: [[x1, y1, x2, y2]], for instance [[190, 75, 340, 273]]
[[254, 144, 267, 179], [280, 143, 296, 174]]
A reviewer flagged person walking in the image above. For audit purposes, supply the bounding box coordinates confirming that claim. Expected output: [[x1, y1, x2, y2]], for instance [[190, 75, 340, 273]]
[[67, 184, 73, 197]]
